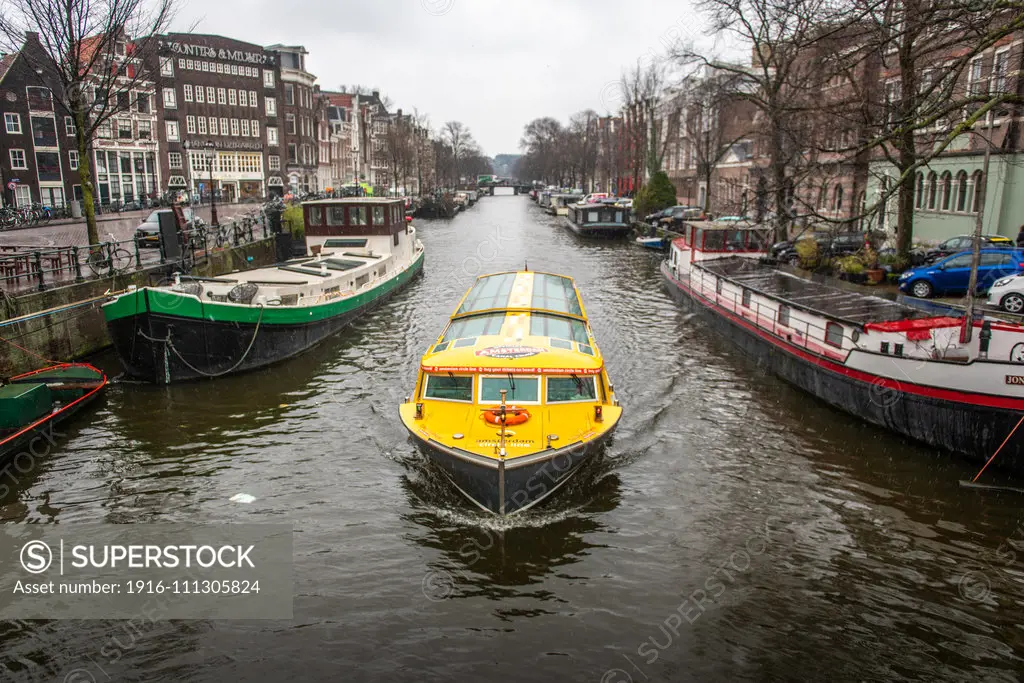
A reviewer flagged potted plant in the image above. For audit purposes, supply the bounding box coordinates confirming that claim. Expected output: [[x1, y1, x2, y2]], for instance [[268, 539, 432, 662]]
[[862, 244, 885, 284], [837, 255, 867, 283]]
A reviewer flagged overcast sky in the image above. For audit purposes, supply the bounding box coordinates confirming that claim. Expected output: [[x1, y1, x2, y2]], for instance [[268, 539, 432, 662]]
[[173, 0, 713, 157]]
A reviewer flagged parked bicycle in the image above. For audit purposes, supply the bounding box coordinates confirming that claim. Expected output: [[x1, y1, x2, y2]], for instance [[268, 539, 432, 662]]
[[79, 233, 134, 277]]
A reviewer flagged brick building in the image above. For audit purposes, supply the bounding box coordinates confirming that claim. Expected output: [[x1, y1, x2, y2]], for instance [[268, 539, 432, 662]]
[[0, 33, 77, 208], [266, 44, 322, 194], [154, 33, 283, 201]]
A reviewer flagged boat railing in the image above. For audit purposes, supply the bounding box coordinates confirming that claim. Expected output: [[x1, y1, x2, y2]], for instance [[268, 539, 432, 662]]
[[687, 266, 857, 356]]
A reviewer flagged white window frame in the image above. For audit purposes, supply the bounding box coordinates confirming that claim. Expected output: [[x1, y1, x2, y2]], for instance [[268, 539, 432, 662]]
[[217, 88, 227, 105], [220, 118, 229, 136], [162, 87, 176, 109], [263, 70, 274, 88], [165, 121, 179, 142], [64, 116, 75, 135], [478, 375, 541, 405], [197, 117, 207, 135], [68, 150, 79, 170], [206, 86, 215, 103], [230, 118, 239, 136], [228, 89, 237, 106], [186, 115, 196, 134], [4, 113, 21, 134], [160, 57, 174, 77], [249, 91, 258, 108], [239, 90, 248, 107], [266, 126, 277, 145], [268, 154, 280, 170], [209, 117, 218, 136], [265, 97, 276, 116], [241, 119, 250, 137], [9, 148, 27, 169], [251, 120, 259, 138], [168, 151, 182, 169]]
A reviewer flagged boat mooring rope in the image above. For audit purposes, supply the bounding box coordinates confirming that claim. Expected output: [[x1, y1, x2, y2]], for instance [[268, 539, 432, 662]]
[[971, 414, 1024, 483], [137, 304, 265, 379]]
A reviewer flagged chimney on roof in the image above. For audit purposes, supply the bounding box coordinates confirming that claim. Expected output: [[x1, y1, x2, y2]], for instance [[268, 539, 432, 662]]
[[372, 90, 379, 99], [397, 108, 402, 117], [25, 31, 39, 42]]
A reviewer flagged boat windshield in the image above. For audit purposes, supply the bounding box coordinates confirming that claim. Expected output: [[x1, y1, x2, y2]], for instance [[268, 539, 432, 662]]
[[529, 313, 588, 343], [442, 313, 506, 342], [480, 376, 539, 403], [547, 376, 597, 402], [531, 274, 582, 315], [424, 375, 473, 401]]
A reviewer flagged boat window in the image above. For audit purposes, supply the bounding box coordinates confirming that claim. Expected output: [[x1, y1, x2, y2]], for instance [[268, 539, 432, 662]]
[[577, 343, 594, 356], [547, 376, 597, 402], [307, 207, 323, 226], [351, 207, 367, 226], [372, 206, 385, 226], [324, 238, 367, 247], [530, 313, 588, 343], [716, 279, 723, 294], [424, 374, 473, 402], [778, 304, 791, 327], [531, 273, 582, 315], [431, 342, 450, 353], [747, 230, 770, 251], [615, 211, 623, 223], [480, 376, 539, 403], [704, 230, 726, 251], [588, 211, 599, 222], [726, 230, 744, 251], [825, 322, 844, 347], [327, 206, 345, 226], [453, 337, 477, 348], [549, 338, 573, 350], [442, 313, 507, 342], [355, 274, 369, 288], [457, 273, 517, 313], [742, 289, 752, 308]]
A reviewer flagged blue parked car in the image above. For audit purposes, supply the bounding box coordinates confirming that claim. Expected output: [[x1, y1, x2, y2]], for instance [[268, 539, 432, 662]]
[[899, 248, 1024, 298]]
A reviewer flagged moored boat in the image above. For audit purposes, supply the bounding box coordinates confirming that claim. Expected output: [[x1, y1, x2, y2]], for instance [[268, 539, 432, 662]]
[[399, 270, 623, 514], [547, 193, 584, 216], [564, 201, 631, 238], [0, 363, 107, 466], [661, 220, 1024, 472], [635, 235, 667, 250], [103, 198, 424, 383]]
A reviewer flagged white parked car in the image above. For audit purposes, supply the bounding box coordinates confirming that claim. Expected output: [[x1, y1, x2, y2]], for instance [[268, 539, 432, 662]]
[[986, 274, 1024, 312]]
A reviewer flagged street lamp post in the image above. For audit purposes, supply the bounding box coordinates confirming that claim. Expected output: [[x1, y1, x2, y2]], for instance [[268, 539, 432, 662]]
[[204, 140, 218, 226]]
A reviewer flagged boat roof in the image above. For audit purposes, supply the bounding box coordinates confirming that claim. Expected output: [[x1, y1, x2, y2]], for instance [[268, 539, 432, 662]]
[[302, 197, 403, 205], [684, 219, 767, 231], [701, 258, 934, 325], [422, 271, 602, 373]]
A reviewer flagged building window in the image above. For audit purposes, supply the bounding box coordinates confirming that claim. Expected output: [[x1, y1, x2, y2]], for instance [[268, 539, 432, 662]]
[[241, 119, 250, 137], [263, 70, 275, 88], [186, 115, 196, 134], [284, 84, 294, 105], [926, 171, 937, 210], [160, 57, 174, 77], [239, 90, 247, 107], [249, 91, 257, 108], [825, 322, 844, 348], [955, 171, 968, 212], [4, 113, 21, 134], [193, 84, 202, 103], [286, 113, 296, 134], [914, 172, 924, 209], [201, 61, 209, 72], [197, 116, 207, 135], [206, 86, 215, 103], [183, 58, 191, 70], [832, 184, 843, 212], [9, 149, 27, 169], [209, 117, 218, 135], [265, 96, 276, 116], [940, 171, 952, 211], [98, 121, 112, 138], [165, 121, 179, 141], [971, 171, 984, 213], [992, 49, 1010, 95], [169, 152, 182, 169], [230, 118, 239, 136], [216, 63, 224, 74], [220, 117, 229, 136], [288, 143, 297, 163], [138, 120, 151, 140], [64, 116, 75, 135], [26, 86, 52, 111], [217, 88, 227, 105], [36, 152, 61, 181], [267, 126, 277, 145], [13, 185, 31, 207], [968, 57, 985, 95], [251, 120, 259, 137], [230, 64, 238, 75], [69, 150, 79, 170], [268, 155, 280, 170], [136, 92, 150, 114], [163, 87, 176, 108], [228, 89, 237, 106]]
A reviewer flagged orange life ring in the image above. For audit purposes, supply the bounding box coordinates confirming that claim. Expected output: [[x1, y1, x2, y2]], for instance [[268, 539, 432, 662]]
[[483, 407, 530, 426]]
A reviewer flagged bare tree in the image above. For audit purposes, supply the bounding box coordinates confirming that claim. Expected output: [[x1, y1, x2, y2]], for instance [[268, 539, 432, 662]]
[[442, 120, 478, 186], [0, 0, 177, 246], [619, 59, 669, 191]]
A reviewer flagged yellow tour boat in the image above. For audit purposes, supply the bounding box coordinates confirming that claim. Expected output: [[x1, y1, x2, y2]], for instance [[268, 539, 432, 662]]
[[398, 270, 622, 514]]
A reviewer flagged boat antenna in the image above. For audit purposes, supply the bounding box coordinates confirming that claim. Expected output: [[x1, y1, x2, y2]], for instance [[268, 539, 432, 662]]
[[524, 260, 528, 272]]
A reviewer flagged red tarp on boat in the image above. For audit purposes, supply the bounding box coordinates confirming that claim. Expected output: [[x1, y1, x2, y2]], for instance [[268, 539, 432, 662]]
[[863, 317, 963, 340]]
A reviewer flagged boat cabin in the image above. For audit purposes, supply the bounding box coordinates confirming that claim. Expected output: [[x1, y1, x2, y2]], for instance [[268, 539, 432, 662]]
[[567, 202, 629, 227], [302, 197, 410, 256], [668, 220, 773, 273], [549, 193, 584, 215]]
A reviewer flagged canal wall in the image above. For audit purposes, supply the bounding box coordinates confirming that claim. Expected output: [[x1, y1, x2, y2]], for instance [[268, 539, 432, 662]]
[[0, 237, 279, 375]]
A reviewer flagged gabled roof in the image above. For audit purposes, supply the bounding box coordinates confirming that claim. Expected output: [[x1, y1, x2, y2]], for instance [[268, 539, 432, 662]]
[[0, 52, 19, 84], [323, 91, 353, 108]]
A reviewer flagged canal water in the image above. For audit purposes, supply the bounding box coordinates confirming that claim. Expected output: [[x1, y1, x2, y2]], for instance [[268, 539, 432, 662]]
[[3, 195, 1024, 682]]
